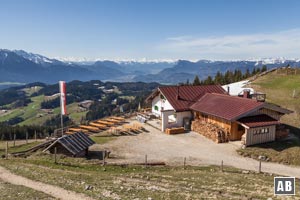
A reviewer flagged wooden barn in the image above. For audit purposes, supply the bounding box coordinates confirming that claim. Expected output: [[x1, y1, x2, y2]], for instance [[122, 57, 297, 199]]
[[44, 132, 95, 157], [190, 93, 292, 146]]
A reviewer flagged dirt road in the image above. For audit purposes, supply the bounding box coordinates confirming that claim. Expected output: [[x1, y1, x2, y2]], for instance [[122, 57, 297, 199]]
[[0, 166, 94, 200], [97, 122, 300, 178]]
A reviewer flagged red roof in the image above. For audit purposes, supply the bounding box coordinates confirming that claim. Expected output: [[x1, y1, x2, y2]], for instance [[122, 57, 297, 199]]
[[158, 85, 226, 112], [238, 114, 280, 128], [190, 93, 264, 121]]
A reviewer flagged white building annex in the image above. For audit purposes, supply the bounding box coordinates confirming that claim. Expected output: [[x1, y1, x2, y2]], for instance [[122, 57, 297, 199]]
[[146, 85, 227, 132]]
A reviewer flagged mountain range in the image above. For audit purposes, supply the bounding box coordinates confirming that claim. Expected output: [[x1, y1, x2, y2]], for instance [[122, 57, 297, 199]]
[[0, 49, 299, 85]]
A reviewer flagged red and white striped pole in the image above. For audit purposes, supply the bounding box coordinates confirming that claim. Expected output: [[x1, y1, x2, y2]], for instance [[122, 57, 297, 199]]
[[59, 81, 67, 136]]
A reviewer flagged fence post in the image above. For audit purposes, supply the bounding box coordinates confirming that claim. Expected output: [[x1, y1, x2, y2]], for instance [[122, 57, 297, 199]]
[[13, 133, 16, 147], [102, 151, 106, 166], [54, 147, 57, 164], [221, 160, 224, 172], [35, 130, 37, 141], [258, 160, 261, 173], [183, 157, 186, 169], [145, 154, 148, 168], [26, 132, 28, 144], [5, 141, 8, 159]]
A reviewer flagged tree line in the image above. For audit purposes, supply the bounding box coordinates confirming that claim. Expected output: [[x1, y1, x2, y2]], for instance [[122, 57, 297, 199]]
[[184, 65, 267, 86], [0, 123, 55, 141]]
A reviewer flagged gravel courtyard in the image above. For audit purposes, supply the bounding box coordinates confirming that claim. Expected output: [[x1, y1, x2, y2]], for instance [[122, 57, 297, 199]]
[[92, 120, 300, 178]]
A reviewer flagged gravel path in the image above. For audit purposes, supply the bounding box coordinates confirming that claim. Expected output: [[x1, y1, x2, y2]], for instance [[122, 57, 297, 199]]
[[0, 166, 94, 200], [97, 122, 300, 178]]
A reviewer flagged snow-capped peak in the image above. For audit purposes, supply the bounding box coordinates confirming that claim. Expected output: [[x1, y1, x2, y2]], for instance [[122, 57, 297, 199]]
[[55, 57, 177, 64], [13, 50, 54, 64]]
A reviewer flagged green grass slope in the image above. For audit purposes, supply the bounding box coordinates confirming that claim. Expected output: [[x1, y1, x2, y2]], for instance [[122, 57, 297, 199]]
[[0, 94, 86, 126], [0, 155, 293, 199], [240, 69, 300, 166], [250, 70, 300, 127]]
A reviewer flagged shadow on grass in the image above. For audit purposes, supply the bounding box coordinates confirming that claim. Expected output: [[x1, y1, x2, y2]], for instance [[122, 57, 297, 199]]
[[251, 139, 300, 152], [87, 150, 109, 160]]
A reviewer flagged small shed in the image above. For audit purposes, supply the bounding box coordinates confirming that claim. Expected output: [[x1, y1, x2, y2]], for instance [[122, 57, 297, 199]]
[[44, 132, 95, 157]]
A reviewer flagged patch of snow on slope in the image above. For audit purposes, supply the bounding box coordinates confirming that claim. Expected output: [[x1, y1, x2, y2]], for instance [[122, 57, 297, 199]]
[[222, 80, 254, 96]]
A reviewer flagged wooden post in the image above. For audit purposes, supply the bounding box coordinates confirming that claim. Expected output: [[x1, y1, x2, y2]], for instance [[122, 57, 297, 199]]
[[221, 160, 224, 172], [183, 157, 186, 170], [258, 160, 261, 173], [145, 154, 148, 168], [26, 132, 28, 144], [102, 151, 106, 166], [54, 147, 57, 164], [13, 133, 16, 147], [35, 130, 37, 141], [5, 141, 8, 159], [292, 89, 296, 98]]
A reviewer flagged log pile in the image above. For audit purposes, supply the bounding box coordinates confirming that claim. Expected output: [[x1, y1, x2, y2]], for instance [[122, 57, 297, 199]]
[[165, 127, 185, 135], [191, 120, 229, 143], [275, 124, 289, 140]]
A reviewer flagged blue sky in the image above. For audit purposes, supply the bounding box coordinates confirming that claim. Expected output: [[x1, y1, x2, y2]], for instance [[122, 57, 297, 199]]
[[1, 0, 300, 60]]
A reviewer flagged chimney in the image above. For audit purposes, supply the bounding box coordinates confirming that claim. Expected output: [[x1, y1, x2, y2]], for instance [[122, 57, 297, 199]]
[[176, 86, 180, 100], [227, 86, 230, 94], [243, 89, 251, 98]]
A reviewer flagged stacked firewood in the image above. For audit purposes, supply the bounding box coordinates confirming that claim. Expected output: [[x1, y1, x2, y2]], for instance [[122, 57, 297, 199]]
[[275, 124, 289, 140], [191, 120, 229, 143], [165, 127, 185, 135]]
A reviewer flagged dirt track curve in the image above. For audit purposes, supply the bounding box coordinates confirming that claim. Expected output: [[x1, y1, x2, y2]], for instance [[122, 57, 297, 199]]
[[0, 166, 94, 200]]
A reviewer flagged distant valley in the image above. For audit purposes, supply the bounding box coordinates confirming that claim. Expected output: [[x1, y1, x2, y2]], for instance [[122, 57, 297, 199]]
[[1, 49, 300, 85]]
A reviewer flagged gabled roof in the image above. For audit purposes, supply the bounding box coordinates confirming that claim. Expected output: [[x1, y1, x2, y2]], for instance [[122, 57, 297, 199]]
[[147, 85, 226, 112], [238, 114, 280, 128], [263, 103, 293, 114], [190, 93, 264, 121], [44, 132, 95, 156]]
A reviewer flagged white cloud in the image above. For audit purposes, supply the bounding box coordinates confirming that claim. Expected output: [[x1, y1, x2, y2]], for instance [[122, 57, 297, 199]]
[[158, 29, 300, 60]]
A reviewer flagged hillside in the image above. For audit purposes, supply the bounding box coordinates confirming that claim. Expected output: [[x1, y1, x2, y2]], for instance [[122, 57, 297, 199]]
[[249, 68, 300, 127], [0, 151, 292, 199], [236, 68, 300, 166], [134, 59, 300, 84], [0, 81, 159, 129]]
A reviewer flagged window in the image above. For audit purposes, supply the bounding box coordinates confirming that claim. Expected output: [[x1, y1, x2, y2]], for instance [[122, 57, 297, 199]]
[[168, 114, 176, 124], [160, 94, 166, 100], [253, 127, 269, 135], [154, 105, 158, 111]]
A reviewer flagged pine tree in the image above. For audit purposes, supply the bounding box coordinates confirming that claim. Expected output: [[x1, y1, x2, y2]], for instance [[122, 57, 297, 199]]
[[214, 71, 224, 84], [186, 79, 190, 85], [244, 69, 250, 78], [193, 75, 201, 86], [261, 65, 267, 72], [251, 67, 257, 75], [204, 76, 213, 85], [224, 70, 234, 84]]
